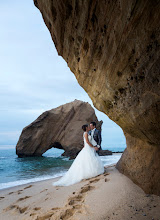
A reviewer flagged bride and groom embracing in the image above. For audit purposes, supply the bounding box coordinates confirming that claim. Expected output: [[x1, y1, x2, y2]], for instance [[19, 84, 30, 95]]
[[53, 122, 104, 186]]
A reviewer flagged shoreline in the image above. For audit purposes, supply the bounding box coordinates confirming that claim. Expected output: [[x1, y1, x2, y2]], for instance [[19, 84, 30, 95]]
[[0, 165, 160, 220], [0, 173, 65, 192], [0, 152, 122, 191], [0, 164, 116, 193]]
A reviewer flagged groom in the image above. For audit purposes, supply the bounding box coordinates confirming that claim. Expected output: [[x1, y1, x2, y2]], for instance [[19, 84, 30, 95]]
[[89, 121, 102, 154]]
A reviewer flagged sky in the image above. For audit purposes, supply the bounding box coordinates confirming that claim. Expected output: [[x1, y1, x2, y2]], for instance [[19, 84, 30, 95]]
[[0, 0, 126, 150]]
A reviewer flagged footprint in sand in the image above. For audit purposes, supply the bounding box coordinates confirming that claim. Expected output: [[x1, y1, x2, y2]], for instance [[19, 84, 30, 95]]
[[36, 213, 53, 220], [24, 185, 33, 190], [37, 183, 94, 220], [0, 196, 5, 200], [89, 178, 100, 183], [4, 204, 18, 211], [68, 195, 83, 207], [59, 208, 74, 219], [17, 196, 31, 202], [104, 172, 110, 176], [34, 207, 41, 211], [68, 184, 95, 206], [17, 206, 28, 214], [80, 185, 95, 194], [16, 189, 23, 195], [69, 194, 83, 203], [37, 207, 60, 218], [51, 207, 60, 211], [72, 204, 81, 209], [8, 192, 14, 195], [40, 189, 48, 193], [60, 193, 87, 219], [67, 185, 93, 210], [68, 199, 75, 205], [4, 204, 28, 214]]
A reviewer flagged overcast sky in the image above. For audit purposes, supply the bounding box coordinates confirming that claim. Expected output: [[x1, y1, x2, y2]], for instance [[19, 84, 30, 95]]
[[0, 0, 126, 150]]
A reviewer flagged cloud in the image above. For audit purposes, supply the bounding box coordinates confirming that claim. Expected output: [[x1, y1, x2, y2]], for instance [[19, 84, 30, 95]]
[[0, 0, 126, 149], [0, 131, 21, 145]]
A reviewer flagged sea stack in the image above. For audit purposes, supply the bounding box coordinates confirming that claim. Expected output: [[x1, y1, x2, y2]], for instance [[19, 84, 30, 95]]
[[16, 100, 106, 159]]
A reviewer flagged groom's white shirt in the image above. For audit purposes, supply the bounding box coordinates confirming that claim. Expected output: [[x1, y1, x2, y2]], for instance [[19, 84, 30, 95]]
[[91, 128, 96, 138]]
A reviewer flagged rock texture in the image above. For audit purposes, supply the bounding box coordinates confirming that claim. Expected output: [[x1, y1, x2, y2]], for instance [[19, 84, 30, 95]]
[[16, 100, 107, 159], [117, 133, 160, 196], [34, 0, 160, 194]]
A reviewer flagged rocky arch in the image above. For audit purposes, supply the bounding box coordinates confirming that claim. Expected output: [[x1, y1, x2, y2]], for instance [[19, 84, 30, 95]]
[[16, 100, 104, 160], [33, 0, 160, 195]]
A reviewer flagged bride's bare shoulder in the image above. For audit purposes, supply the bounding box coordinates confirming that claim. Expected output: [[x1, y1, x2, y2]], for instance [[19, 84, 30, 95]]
[[83, 132, 87, 136]]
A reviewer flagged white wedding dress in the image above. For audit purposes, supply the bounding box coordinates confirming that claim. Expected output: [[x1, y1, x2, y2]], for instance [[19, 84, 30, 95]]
[[53, 132, 104, 186]]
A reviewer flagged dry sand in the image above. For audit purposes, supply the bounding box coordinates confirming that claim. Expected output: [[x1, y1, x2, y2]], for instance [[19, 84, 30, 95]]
[[0, 165, 160, 220]]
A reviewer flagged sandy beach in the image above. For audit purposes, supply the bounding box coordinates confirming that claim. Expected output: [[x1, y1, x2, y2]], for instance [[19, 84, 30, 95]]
[[0, 165, 160, 220]]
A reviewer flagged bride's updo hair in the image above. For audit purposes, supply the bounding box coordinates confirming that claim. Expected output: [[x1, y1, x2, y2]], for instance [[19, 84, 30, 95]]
[[82, 124, 88, 131]]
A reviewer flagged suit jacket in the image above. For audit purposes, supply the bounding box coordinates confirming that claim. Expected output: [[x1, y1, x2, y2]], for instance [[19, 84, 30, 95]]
[[88, 129, 102, 149]]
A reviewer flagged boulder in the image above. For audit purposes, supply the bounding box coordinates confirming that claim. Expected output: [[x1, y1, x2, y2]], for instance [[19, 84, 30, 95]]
[[98, 150, 112, 156], [33, 0, 160, 195], [16, 100, 105, 159]]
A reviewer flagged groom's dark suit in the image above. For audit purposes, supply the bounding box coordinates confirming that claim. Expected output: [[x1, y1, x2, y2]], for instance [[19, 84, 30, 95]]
[[88, 128, 102, 154]]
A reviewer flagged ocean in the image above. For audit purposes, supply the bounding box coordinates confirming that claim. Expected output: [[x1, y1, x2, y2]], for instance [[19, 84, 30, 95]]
[[0, 147, 125, 190]]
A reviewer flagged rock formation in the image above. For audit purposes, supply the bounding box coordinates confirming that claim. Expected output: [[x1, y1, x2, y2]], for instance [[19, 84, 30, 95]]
[[33, 0, 160, 195], [16, 100, 111, 159]]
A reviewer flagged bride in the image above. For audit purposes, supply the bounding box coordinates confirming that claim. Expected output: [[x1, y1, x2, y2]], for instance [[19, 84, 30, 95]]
[[53, 124, 104, 186]]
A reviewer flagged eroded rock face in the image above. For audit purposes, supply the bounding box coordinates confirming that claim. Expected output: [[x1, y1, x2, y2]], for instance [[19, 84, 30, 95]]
[[16, 100, 103, 159], [117, 133, 160, 195], [34, 0, 160, 194]]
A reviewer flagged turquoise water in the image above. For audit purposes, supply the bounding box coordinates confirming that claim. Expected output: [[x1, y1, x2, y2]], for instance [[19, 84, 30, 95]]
[[0, 147, 125, 190]]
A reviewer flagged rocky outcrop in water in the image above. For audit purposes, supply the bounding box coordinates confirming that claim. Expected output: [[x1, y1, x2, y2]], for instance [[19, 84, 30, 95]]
[[16, 100, 110, 159], [34, 0, 160, 195]]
